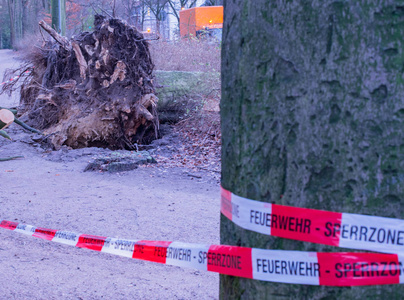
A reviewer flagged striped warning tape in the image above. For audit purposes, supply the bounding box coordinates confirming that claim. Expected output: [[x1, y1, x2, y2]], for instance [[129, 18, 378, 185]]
[[0, 70, 31, 86], [0, 75, 20, 86], [1, 219, 404, 286], [221, 187, 404, 254]]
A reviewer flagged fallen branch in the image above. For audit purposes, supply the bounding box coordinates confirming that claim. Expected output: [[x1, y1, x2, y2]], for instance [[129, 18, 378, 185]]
[[0, 130, 11, 140], [186, 172, 202, 178], [0, 156, 24, 162], [135, 36, 160, 42], [14, 118, 43, 135], [0, 109, 15, 130], [39, 20, 71, 50], [0, 107, 17, 115], [197, 166, 220, 173]]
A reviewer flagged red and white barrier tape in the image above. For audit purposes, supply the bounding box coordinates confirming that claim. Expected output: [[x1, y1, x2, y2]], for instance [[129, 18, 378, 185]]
[[221, 187, 404, 254], [1, 219, 404, 286], [0, 71, 31, 86], [0, 75, 20, 86]]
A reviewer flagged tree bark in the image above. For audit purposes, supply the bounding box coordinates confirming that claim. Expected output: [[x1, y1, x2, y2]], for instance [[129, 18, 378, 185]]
[[39, 20, 70, 49], [21, 0, 34, 37], [7, 0, 16, 49], [51, 0, 66, 35], [21, 0, 28, 36], [220, 0, 404, 299]]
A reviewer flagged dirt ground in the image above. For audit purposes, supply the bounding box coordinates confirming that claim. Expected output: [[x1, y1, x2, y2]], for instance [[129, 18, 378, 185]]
[[0, 50, 220, 299]]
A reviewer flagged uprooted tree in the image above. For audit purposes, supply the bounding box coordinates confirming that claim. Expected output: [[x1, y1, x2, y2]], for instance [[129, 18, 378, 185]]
[[3, 15, 159, 150]]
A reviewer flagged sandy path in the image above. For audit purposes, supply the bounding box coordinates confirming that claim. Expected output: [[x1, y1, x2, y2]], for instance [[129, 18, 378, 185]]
[[0, 50, 220, 299]]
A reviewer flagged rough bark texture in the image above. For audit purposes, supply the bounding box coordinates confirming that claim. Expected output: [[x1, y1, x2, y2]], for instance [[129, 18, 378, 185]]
[[51, 0, 66, 36], [220, 1, 404, 299], [7, 0, 16, 49]]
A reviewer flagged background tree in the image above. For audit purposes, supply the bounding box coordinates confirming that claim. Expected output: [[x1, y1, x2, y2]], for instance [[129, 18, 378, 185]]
[[4, 0, 53, 49], [121, 0, 148, 30], [51, 0, 66, 35], [65, 0, 100, 34], [0, 0, 11, 48], [221, 0, 404, 299], [66, 0, 85, 33], [6, 0, 17, 49], [202, 0, 222, 6], [143, 0, 169, 36], [121, 0, 139, 26], [167, 0, 197, 24]]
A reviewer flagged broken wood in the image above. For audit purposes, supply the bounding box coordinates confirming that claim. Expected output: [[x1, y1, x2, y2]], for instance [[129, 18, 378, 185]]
[[39, 20, 71, 50], [0, 109, 15, 130], [109, 61, 126, 84], [71, 41, 87, 79], [0, 130, 11, 140], [0, 107, 17, 115], [14, 118, 43, 135], [0, 156, 24, 161]]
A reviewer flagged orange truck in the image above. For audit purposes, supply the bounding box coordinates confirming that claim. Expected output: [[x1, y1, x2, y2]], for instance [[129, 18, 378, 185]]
[[179, 6, 223, 38]]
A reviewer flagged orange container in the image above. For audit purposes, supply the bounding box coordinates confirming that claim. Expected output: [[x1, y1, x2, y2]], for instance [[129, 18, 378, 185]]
[[179, 6, 223, 37]]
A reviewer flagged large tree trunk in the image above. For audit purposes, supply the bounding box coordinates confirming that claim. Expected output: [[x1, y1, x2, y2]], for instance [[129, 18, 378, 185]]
[[51, 0, 66, 35], [7, 0, 16, 49], [21, 0, 35, 38], [21, 0, 28, 36], [220, 0, 404, 299]]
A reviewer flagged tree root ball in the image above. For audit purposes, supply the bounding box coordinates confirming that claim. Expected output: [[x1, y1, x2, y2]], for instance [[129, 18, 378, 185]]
[[20, 15, 159, 150]]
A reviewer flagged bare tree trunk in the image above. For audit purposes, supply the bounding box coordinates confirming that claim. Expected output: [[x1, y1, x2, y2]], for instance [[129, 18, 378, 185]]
[[16, 0, 22, 39], [140, 4, 146, 31], [167, 0, 179, 24], [7, 0, 16, 49], [21, 0, 30, 37], [156, 19, 161, 35], [51, 0, 66, 35], [111, 0, 116, 17], [220, 0, 404, 298], [0, 0, 6, 48]]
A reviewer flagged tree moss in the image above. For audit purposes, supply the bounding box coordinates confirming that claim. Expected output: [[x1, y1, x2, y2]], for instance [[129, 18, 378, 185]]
[[221, 0, 404, 298]]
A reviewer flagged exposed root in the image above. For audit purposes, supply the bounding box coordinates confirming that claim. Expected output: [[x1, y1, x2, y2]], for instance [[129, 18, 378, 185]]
[[2, 15, 159, 150]]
